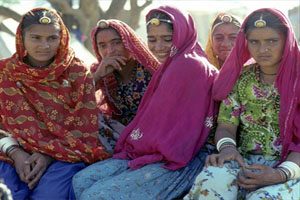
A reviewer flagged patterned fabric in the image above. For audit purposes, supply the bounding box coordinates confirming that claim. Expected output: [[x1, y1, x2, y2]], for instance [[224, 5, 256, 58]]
[[212, 8, 300, 162], [184, 155, 300, 200], [104, 64, 152, 125], [114, 5, 218, 170], [218, 64, 281, 158], [73, 146, 212, 200], [98, 64, 152, 152], [0, 8, 109, 164], [90, 19, 159, 119]]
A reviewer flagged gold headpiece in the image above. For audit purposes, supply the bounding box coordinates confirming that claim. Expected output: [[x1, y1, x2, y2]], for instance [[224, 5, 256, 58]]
[[97, 20, 109, 29], [39, 11, 51, 24], [147, 18, 172, 26], [220, 15, 232, 23], [254, 15, 266, 28]]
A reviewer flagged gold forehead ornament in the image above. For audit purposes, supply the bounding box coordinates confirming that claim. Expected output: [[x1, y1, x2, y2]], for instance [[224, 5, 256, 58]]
[[254, 15, 266, 28], [147, 18, 172, 26], [97, 20, 109, 29], [220, 15, 232, 23], [39, 11, 51, 24]]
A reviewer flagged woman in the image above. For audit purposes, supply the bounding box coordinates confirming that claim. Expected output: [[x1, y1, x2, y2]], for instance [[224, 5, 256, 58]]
[[205, 13, 241, 69], [73, 5, 218, 200], [185, 8, 300, 200], [90, 19, 159, 153], [0, 8, 109, 200]]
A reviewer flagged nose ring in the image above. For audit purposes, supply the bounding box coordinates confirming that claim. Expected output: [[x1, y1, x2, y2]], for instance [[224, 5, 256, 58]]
[[265, 48, 270, 52]]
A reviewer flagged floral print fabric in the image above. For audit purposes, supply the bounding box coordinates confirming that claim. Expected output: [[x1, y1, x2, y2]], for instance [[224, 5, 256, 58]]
[[218, 64, 281, 159], [98, 64, 151, 152], [184, 155, 300, 200]]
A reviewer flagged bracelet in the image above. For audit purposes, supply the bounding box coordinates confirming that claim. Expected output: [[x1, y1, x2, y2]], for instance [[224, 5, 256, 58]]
[[216, 137, 236, 152], [6, 145, 19, 157], [277, 167, 288, 182], [278, 161, 300, 180], [0, 137, 19, 154], [219, 143, 236, 152]]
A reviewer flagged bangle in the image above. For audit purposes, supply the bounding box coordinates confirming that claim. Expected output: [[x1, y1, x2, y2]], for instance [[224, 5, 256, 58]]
[[219, 143, 236, 152], [277, 168, 288, 182], [278, 161, 300, 180], [216, 137, 236, 152], [6, 145, 19, 157], [0, 137, 19, 154]]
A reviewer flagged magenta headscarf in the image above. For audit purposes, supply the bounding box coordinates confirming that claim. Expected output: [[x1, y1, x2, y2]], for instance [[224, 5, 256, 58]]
[[114, 5, 218, 170], [212, 8, 300, 162]]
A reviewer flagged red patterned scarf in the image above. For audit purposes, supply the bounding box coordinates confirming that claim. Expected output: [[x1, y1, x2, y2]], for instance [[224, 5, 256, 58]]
[[0, 8, 110, 164]]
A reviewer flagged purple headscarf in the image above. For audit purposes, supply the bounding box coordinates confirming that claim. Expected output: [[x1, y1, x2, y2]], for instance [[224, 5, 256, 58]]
[[212, 8, 300, 162], [114, 5, 218, 170]]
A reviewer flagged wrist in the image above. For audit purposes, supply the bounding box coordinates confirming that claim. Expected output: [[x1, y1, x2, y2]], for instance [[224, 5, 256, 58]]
[[220, 144, 237, 152], [216, 137, 236, 152], [9, 146, 23, 161]]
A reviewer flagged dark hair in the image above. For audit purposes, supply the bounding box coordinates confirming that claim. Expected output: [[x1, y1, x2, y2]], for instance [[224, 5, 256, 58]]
[[21, 9, 61, 36], [244, 11, 287, 36], [146, 11, 173, 32]]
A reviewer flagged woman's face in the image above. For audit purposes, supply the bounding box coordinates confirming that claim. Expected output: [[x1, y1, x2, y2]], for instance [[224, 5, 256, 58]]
[[247, 27, 285, 70], [147, 22, 173, 64], [23, 24, 61, 67], [212, 23, 239, 64], [96, 28, 130, 60]]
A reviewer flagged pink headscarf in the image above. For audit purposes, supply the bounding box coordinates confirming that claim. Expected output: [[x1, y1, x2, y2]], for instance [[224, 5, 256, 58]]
[[114, 6, 218, 170], [212, 8, 300, 162]]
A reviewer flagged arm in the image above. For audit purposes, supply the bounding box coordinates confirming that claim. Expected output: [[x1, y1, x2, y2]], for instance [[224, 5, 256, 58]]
[[206, 123, 245, 167]]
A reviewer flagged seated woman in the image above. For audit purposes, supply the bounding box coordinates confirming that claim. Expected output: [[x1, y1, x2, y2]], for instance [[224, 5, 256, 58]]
[[185, 8, 300, 200], [0, 8, 109, 200], [73, 5, 218, 200], [90, 19, 159, 153], [205, 13, 241, 69]]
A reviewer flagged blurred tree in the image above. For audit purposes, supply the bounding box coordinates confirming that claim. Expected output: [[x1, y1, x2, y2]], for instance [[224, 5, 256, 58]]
[[48, 0, 153, 51], [0, 0, 153, 52]]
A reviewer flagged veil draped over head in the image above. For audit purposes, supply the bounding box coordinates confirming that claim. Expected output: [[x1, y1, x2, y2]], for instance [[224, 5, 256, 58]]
[[114, 6, 218, 170], [0, 8, 110, 164], [212, 8, 300, 162]]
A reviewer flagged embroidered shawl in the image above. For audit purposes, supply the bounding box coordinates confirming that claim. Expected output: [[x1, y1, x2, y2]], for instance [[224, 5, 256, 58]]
[[0, 8, 110, 164], [212, 8, 300, 162], [90, 19, 159, 117], [114, 6, 218, 170]]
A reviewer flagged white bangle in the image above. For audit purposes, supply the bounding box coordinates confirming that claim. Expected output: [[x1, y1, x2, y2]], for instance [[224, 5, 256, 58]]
[[0, 137, 19, 154], [216, 137, 236, 152], [278, 161, 300, 180]]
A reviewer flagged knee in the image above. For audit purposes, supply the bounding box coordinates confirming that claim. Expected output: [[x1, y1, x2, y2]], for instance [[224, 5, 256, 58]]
[[72, 171, 83, 188]]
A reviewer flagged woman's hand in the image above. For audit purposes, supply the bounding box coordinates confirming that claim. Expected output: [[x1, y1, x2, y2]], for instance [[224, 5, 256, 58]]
[[93, 56, 127, 82], [237, 164, 284, 190], [9, 147, 32, 184], [24, 152, 54, 189], [205, 146, 245, 167]]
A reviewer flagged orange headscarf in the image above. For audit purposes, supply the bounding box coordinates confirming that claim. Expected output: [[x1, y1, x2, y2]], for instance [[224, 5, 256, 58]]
[[0, 8, 109, 164]]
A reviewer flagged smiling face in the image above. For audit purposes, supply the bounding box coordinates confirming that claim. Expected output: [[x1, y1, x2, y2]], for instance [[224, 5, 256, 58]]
[[23, 24, 61, 67], [212, 23, 239, 65], [247, 27, 285, 70], [147, 22, 173, 64]]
